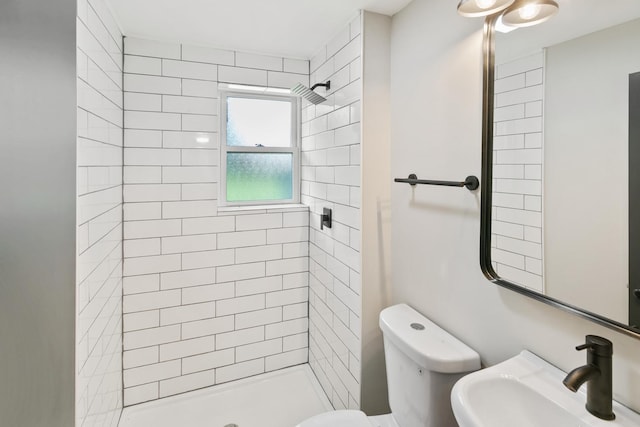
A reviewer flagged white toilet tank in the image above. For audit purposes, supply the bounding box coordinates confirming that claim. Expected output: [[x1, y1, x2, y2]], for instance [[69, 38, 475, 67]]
[[379, 304, 480, 427]]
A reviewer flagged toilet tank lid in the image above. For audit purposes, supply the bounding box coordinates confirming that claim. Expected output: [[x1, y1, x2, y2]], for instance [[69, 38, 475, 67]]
[[379, 304, 480, 373]]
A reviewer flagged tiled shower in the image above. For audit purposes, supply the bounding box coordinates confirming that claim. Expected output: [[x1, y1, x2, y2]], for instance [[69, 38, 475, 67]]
[[75, 0, 376, 424], [304, 20, 363, 409], [120, 36, 312, 406], [76, 0, 124, 424], [9, 1, 640, 426]]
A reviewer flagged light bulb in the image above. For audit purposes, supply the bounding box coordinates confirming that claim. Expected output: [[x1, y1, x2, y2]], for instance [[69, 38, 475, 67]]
[[475, 0, 497, 9], [518, 3, 541, 20]]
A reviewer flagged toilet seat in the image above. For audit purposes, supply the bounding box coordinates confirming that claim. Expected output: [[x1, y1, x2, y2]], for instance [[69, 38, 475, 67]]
[[296, 410, 372, 427]]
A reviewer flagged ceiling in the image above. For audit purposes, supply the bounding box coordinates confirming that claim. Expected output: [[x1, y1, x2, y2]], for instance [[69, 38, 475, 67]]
[[106, 0, 414, 59]]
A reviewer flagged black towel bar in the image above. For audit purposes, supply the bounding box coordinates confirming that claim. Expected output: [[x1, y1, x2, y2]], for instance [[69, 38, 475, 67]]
[[394, 174, 479, 191]]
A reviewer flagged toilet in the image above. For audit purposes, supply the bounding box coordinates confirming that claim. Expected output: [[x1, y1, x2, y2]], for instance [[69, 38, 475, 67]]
[[297, 303, 481, 427]]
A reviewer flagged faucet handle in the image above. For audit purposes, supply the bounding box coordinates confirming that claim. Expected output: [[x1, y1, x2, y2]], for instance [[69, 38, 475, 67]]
[[575, 335, 613, 357]]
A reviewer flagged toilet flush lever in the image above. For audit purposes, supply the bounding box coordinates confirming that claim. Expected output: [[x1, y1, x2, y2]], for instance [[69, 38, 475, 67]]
[[320, 208, 332, 230]]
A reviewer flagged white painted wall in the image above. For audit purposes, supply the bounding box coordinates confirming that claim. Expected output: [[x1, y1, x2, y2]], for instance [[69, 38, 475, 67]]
[[390, 0, 640, 413], [360, 10, 392, 416], [544, 19, 640, 324]]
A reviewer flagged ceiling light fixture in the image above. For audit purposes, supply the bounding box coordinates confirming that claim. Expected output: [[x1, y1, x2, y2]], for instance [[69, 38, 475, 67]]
[[457, 0, 515, 17], [495, 15, 518, 33], [501, 0, 559, 27]]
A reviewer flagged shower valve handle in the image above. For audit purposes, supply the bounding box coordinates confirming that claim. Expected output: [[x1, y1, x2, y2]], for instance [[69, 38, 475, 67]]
[[320, 208, 332, 230]]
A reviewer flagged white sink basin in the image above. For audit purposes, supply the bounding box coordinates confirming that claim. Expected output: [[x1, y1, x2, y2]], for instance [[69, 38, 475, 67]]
[[451, 350, 640, 427]]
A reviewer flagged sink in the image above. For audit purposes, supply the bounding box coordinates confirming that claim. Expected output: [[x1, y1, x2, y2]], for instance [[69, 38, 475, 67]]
[[458, 376, 579, 426], [451, 350, 640, 427]]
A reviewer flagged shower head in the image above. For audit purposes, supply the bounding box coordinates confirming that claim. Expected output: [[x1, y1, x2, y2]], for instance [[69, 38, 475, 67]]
[[291, 80, 331, 105]]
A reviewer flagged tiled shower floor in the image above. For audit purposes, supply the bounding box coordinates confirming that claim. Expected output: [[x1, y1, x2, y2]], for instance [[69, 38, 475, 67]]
[[118, 364, 333, 427]]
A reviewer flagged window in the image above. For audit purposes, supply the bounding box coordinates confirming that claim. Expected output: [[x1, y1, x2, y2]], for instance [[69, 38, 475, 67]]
[[220, 89, 299, 206]]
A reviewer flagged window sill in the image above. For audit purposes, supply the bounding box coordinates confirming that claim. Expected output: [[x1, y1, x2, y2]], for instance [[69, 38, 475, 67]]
[[217, 203, 308, 213]]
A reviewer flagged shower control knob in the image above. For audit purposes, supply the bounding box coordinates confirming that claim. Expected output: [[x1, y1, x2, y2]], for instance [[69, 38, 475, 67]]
[[633, 289, 640, 299], [320, 207, 332, 230]]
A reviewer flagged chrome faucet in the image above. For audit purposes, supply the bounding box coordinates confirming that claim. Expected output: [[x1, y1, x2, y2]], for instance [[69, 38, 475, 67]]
[[563, 335, 615, 420]]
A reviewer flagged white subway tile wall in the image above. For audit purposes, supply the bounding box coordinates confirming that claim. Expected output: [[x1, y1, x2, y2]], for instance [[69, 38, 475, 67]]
[[303, 13, 362, 410], [76, 0, 124, 426], [122, 37, 311, 405], [492, 52, 545, 292]]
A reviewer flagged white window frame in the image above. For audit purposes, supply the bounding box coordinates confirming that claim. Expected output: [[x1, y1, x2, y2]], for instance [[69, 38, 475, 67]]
[[219, 88, 300, 207]]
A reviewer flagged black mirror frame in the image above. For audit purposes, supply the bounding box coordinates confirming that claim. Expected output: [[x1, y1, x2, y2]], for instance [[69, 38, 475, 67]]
[[479, 15, 640, 340]]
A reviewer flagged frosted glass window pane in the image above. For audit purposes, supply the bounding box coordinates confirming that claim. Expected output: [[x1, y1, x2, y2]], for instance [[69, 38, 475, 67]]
[[227, 97, 292, 147], [226, 153, 293, 201]]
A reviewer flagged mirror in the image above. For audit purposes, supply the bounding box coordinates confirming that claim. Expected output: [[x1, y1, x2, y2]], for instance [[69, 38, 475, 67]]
[[480, 0, 640, 337]]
